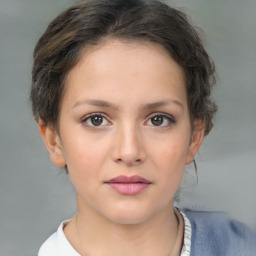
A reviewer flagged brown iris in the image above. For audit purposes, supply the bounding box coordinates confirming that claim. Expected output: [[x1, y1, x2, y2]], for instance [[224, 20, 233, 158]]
[[91, 115, 103, 126], [151, 116, 164, 126]]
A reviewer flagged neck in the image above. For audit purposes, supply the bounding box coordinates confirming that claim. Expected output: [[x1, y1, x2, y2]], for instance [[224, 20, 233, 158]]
[[64, 196, 183, 256]]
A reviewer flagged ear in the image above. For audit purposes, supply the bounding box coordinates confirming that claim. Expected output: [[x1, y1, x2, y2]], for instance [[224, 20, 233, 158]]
[[38, 119, 66, 167], [185, 119, 205, 165]]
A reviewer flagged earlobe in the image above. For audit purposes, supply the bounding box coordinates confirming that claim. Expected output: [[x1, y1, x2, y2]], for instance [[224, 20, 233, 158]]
[[38, 120, 66, 167], [185, 119, 205, 165]]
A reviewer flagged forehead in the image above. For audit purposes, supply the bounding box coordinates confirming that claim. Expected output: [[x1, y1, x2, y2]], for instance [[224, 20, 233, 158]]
[[63, 39, 187, 109], [76, 39, 185, 77]]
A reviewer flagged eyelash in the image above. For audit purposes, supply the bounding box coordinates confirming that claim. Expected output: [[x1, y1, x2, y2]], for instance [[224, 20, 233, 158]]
[[145, 113, 176, 128], [80, 113, 176, 128], [81, 113, 111, 127]]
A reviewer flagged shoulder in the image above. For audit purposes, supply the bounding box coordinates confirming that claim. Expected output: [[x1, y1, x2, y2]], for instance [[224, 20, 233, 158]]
[[182, 209, 256, 256], [38, 232, 58, 256], [38, 220, 80, 256]]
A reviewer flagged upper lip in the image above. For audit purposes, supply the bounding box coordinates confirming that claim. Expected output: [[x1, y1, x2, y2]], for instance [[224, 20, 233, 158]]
[[106, 175, 151, 184]]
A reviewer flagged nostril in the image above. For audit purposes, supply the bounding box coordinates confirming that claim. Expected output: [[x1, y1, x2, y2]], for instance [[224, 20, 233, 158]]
[[111, 135, 147, 165]]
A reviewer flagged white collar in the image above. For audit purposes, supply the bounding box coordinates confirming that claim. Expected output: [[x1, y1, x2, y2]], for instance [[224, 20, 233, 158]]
[[39, 208, 192, 256]]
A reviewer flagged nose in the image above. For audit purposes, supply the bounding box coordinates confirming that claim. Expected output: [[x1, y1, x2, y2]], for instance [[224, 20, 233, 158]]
[[111, 123, 147, 166]]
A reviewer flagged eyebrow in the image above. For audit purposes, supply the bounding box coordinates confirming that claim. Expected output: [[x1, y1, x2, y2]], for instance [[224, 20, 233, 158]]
[[141, 99, 184, 110], [72, 99, 183, 110], [73, 99, 118, 109]]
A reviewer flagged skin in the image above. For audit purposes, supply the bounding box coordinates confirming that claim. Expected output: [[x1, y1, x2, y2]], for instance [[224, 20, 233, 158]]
[[39, 39, 205, 256]]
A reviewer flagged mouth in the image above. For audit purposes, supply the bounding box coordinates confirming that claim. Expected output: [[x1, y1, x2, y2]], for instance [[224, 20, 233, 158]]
[[105, 175, 152, 195]]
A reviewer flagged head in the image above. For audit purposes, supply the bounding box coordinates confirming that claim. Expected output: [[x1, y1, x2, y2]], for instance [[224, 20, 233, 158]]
[[31, 0, 217, 134], [30, 0, 217, 223]]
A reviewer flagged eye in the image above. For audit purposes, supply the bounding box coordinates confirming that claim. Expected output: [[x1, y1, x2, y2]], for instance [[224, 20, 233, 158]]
[[81, 113, 110, 127], [146, 114, 175, 127]]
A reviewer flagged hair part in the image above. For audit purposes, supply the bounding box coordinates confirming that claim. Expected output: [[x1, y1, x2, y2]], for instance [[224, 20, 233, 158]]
[[31, 0, 217, 135]]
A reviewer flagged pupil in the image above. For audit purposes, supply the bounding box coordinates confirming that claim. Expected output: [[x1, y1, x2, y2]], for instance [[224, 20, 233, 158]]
[[92, 116, 103, 126], [152, 116, 163, 126]]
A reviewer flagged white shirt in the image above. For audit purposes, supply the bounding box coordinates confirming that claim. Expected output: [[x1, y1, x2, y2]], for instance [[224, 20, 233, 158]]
[[38, 209, 191, 256]]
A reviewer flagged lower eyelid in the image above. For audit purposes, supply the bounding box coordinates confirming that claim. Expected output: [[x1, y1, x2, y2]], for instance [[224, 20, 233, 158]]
[[150, 114, 176, 127], [81, 113, 111, 126], [80, 113, 175, 127]]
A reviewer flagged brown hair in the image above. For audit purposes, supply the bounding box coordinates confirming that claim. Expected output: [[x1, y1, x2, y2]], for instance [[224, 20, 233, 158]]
[[30, 0, 217, 135]]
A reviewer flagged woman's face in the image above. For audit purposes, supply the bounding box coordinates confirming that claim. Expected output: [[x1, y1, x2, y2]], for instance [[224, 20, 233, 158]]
[[42, 39, 204, 224]]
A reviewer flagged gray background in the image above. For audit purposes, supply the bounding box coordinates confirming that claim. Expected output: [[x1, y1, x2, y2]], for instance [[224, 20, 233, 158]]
[[0, 0, 255, 255]]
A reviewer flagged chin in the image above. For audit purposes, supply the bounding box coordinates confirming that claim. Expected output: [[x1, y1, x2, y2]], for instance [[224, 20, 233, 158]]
[[103, 203, 155, 225], [108, 214, 150, 225]]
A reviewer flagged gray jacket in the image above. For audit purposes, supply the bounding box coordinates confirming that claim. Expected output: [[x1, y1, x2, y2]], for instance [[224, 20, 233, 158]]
[[184, 209, 256, 256]]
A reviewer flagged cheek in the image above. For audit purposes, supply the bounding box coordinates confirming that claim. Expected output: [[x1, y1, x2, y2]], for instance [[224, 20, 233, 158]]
[[62, 137, 110, 201], [159, 145, 186, 185], [149, 134, 190, 189], [153, 139, 189, 169], [61, 135, 109, 177]]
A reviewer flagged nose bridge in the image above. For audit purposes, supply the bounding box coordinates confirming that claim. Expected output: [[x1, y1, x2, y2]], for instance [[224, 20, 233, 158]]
[[113, 120, 146, 165]]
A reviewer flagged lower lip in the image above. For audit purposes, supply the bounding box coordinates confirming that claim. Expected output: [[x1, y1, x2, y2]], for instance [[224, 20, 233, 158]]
[[107, 183, 150, 195]]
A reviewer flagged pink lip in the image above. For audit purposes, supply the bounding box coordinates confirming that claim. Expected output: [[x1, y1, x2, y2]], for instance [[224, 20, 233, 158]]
[[105, 175, 151, 195]]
